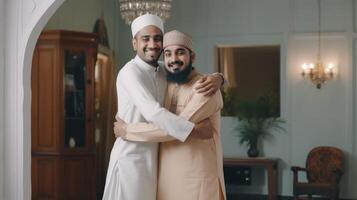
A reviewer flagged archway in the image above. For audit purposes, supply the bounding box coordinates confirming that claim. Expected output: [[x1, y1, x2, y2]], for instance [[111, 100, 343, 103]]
[[4, 0, 64, 199], [22, 2, 66, 199], [19, 1, 118, 198]]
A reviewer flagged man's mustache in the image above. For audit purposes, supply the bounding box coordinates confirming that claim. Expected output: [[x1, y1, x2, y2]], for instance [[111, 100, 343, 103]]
[[169, 60, 184, 66], [144, 47, 161, 52]]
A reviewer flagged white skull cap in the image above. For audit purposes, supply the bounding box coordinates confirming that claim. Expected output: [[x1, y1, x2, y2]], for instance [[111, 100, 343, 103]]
[[164, 30, 193, 51], [131, 14, 164, 37]]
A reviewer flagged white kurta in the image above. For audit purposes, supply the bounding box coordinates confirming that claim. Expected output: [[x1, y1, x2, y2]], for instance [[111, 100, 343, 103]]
[[102, 56, 194, 200]]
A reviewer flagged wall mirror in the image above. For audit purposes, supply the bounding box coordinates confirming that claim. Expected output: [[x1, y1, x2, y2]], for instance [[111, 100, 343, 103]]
[[215, 45, 281, 116]]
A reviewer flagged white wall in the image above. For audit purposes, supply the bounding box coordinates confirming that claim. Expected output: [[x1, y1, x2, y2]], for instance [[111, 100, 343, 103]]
[[4, 0, 27, 198], [0, 0, 5, 198]]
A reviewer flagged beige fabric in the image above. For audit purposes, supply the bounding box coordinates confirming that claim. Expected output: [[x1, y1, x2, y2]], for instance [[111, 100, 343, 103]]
[[123, 70, 227, 200], [158, 72, 226, 200], [131, 14, 164, 37], [163, 30, 193, 51]]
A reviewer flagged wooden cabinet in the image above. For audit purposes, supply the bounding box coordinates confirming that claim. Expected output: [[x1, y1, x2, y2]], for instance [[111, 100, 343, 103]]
[[31, 30, 98, 200]]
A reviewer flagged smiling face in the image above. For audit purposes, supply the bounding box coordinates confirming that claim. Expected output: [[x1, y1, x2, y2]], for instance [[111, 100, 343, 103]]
[[163, 45, 195, 83], [132, 25, 163, 66], [164, 45, 194, 73]]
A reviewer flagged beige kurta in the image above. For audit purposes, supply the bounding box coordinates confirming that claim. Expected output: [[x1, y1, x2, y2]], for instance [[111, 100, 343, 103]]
[[122, 70, 227, 200]]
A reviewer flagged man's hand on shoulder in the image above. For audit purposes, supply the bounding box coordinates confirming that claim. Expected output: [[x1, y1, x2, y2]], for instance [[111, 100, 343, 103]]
[[194, 73, 223, 97]]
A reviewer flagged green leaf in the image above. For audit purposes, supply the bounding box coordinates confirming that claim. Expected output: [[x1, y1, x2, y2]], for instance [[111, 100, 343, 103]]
[[233, 94, 286, 148]]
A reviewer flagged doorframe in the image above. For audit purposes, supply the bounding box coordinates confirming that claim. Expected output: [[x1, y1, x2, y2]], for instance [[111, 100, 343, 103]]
[[3, 0, 64, 199]]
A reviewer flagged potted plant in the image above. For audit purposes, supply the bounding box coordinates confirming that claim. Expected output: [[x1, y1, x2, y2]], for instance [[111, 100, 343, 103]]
[[234, 94, 285, 157], [221, 88, 238, 116]]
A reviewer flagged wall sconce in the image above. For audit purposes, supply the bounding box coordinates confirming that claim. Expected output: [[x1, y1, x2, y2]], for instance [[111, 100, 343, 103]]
[[300, 0, 336, 89], [301, 61, 335, 89]]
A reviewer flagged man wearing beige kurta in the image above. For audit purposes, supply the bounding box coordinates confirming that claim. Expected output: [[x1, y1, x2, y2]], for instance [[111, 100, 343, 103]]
[[115, 30, 226, 200]]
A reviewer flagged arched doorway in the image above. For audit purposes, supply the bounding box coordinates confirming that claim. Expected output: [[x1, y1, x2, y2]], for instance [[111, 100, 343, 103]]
[[5, 0, 121, 198], [3, 1, 64, 199], [21, 1, 118, 199]]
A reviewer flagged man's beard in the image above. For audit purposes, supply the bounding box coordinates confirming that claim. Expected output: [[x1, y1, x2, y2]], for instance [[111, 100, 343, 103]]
[[143, 47, 162, 66], [165, 60, 193, 84]]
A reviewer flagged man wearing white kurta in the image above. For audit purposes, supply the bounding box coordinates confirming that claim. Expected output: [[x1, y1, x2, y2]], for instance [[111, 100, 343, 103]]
[[102, 14, 222, 200]]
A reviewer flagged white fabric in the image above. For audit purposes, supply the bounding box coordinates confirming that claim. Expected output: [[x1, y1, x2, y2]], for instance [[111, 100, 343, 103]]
[[131, 14, 164, 37], [102, 56, 194, 200]]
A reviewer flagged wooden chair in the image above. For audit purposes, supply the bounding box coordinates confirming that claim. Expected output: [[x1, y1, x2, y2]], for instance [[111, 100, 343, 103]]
[[291, 146, 343, 200]]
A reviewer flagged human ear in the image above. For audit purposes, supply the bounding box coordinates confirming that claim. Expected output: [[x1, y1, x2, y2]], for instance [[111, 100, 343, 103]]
[[190, 52, 196, 63], [132, 38, 137, 51]]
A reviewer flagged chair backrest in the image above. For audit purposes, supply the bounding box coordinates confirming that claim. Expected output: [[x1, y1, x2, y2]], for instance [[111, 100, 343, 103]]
[[306, 146, 343, 184]]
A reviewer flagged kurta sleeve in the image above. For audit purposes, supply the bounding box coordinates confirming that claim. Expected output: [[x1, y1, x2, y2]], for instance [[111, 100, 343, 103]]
[[122, 89, 223, 142], [123, 123, 175, 142], [178, 90, 223, 123], [118, 66, 194, 142]]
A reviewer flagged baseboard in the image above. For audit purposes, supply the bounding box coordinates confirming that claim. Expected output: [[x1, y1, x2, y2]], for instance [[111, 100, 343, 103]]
[[227, 193, 356, 200]]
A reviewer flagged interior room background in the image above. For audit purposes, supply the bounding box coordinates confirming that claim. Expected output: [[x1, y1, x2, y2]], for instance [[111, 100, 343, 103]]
[[1, 0, 357, 199]]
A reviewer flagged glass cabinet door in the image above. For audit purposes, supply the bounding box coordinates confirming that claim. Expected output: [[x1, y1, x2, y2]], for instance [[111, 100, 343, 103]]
[[64, 50, 87, 148]]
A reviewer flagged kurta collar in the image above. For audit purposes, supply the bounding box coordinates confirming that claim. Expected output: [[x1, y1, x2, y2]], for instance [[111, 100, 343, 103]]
[[134, 55, 160, 73]]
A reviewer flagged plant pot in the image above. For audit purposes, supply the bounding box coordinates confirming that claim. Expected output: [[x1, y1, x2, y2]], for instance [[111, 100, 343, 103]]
[[247, 143, 259, 157]]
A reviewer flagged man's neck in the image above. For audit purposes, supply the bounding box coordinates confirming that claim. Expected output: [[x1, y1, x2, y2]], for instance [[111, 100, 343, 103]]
[[135, 55, 159, 68], [149, 62, 159, 68], [185, 70, 196, 82], [144, 60, 159, 69]]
